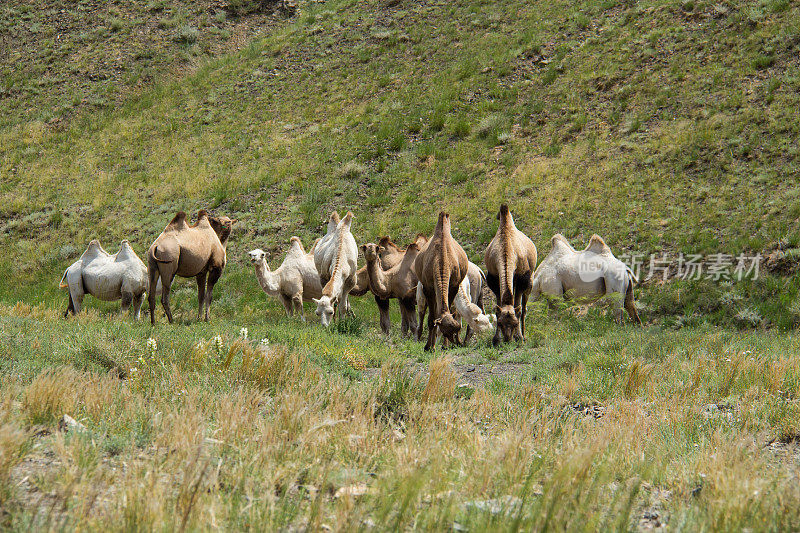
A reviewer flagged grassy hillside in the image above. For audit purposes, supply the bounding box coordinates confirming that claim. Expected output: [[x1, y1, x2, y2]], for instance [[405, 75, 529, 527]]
[[3, 0, 800, 529], [2, 0, 799, 325]]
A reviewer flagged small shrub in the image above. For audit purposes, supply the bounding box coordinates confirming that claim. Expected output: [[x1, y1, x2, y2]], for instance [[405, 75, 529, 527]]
[[751, 54, 775, 70], [337, 161, 367, 181], [448, 117, 470, 139], [175, 25, 199, 45]]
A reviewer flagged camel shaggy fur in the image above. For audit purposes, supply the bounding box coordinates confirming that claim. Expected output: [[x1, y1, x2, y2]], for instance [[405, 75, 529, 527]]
[[361, 235, 426, 336], [416, 261, 492, 344], [60, 239, 155, 319], [147, 210, 234, 325], [531, 234, 642, 324], [313, 211, 358, 327], [248, 237, 322, 321], [484, 204, 538, 345], [414, 212, 468, 351]]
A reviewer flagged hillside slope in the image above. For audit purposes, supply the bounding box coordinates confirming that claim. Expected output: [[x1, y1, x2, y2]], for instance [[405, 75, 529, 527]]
[[1, 0, 798, 321]]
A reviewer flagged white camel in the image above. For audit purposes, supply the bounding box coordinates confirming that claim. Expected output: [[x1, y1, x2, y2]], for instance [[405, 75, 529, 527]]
[[248, 237, 323, 321], [313, 211, 358, 327], [416, 261, 494, 343], [530, 234, 642, 324], [60, 239, 157, 320]]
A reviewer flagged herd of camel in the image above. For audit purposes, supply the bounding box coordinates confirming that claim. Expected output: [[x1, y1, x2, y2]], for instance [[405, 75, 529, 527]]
[[59, 205, 641, 350]]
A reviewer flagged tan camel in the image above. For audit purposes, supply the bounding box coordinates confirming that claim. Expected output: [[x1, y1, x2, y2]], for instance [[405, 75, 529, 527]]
[[414, 212, 468, 351], [361, 234, 427, 336], [350, 236, 406, 297], [147, 210, 234, 325], [313, 211, 358, 327], [531, 234, 642, 324], [248, 236, 322, 322], [484, 204, 537, 345]]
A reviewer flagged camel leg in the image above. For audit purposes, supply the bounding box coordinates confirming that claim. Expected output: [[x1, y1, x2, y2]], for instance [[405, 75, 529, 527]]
[[376, 296, 391, 335], [462, 324, 474, 346], [160, 274, 175, 324], [203, 267, 223, 322], [292, 294, 306, 322], [148, 263, 160, 326], [64, 290, 76, 318], [132, 293, 144, 321], [424, 293, 437, 352], [416, 297, 427, 342], [279, 294, 294, 317], [196, 271, 208, 321], [121, 292, 133, 317], [400, 297, 417, 338], [519, 292, 529, 342]]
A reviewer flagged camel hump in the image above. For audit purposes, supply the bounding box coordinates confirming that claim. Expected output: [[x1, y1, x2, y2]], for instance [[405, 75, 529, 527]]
[[168, 211, 187, 227], [289, 236, 305, 253], [340, 211, 354, 231], [378, 236, 396, 250], [551, 233, 573, 250], [497, 203, 510, 220], [309, 237, 321, 253], [586, 234, 610, 254], [83, 239, 107, 259]]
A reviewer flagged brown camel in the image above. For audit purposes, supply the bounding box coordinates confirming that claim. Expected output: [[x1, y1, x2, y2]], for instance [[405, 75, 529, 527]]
[[484, 204, 537, 345], [362, 235, 427, 336], [414, 212, 468, 351], [147, 210, 234, 325]]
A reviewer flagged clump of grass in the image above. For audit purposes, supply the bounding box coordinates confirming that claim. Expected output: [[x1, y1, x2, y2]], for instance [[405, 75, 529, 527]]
[[337, 160, 367, 181], [333, 315, 364, 336], [0, 397, 29, 505], [175, 25, 199, 45], [422, 358, 457, 403], [22, 367, 80, 425]]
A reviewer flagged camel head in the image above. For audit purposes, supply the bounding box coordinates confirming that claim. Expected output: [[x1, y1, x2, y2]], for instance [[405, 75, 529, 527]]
[[469, 304, 494, 335], [361, 243, 385, 263], [434, 312, 461, 344], [209, 215, 236, 245], [495, 304, 521, 342], [313, 295, 337, 327], [248, 249, 268, 267]]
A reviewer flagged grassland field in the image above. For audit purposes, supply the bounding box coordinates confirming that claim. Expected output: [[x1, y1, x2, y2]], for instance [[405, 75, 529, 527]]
[[2, 0, 800, 530]]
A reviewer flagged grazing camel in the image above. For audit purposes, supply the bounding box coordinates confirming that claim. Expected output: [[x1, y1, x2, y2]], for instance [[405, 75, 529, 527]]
[[416, 261, 492, 344], [248, 236, 322, 321], [147, 210, 234, 325], [531, 234, 642, 324], [484, 204, 537, 345], [414, 211, 468, 351], [361, 235, 427, 336], [313, 211, 358, 327], [60, 239, 155, 320]]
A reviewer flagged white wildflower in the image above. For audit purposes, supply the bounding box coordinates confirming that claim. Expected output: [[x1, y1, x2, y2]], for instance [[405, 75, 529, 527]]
[[212, 335, 224, 355], [260, 338, 269, 348], [146, 337, 158, 358], [239, 327, 248, 340]]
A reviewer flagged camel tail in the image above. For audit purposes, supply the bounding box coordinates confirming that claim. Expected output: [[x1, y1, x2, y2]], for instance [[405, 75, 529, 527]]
[[152, 246, 172, 263], [626, 265, 639, 285], [59, 269, 69, 289]]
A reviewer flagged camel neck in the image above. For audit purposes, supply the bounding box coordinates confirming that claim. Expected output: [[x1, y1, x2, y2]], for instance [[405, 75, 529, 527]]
[[255, 260, 280, 294]]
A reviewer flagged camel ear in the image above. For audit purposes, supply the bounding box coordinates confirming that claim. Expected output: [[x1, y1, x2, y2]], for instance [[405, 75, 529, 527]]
[[433, 317, 442, 326], [494, 305, 501, 314], [378, 245, 385, 253], [312, 298, 320, 305], [361, 244, 367, 252]]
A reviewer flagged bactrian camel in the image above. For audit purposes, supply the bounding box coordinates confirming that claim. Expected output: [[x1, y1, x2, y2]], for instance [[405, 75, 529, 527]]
[[147, 210, 234, 325], [531, 234, 642, 324], [248, 236, 322, 321], [313, 211, 358, 327], [361, 234, 427, 336], [414, 212, 468, 351], [416, 261, 493, 344], [60, 239, 156, 320], [484, 204, 537, 345]]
